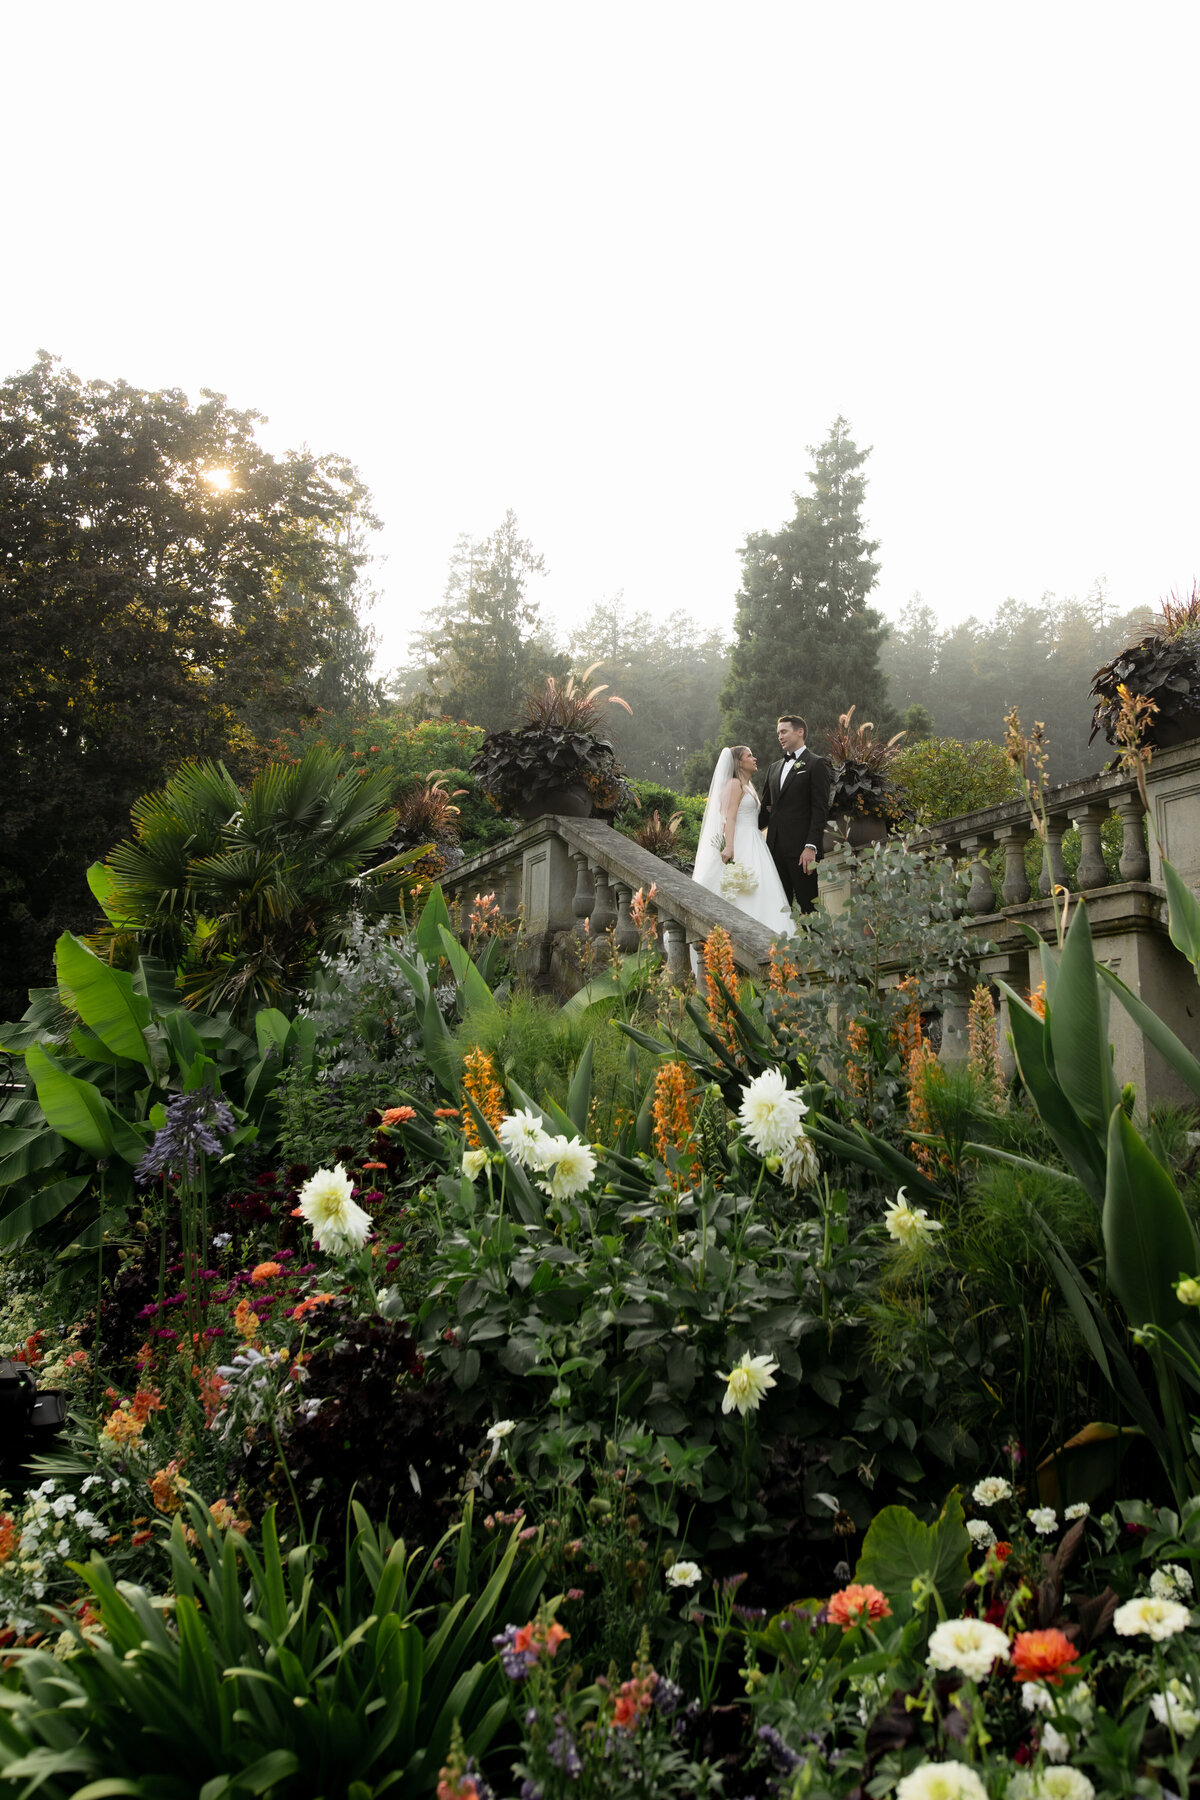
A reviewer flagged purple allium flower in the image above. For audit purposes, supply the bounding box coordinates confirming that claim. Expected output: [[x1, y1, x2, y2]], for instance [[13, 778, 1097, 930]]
[[136, 1087, 236, 1183]]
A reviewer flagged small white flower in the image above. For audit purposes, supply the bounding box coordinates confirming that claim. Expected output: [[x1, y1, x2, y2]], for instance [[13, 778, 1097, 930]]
[[81, 1476, 101, 1494], [896, 1762, 989, 1800], [1006, 1770, 1095, 1800], [967, 1519, 997, 1549], [1151, 1562, 1195, 1601], [1063, 1502, 1090, 1521], [926, 1617, 1010, 1682], [56, 1537, 70, 1556], [666, 1560, 702, 1588], [537, 1135, 597, 1201], [883, 1187, 943, 1249], [1027, 1506, 1058, 1535], [717, 1350, 779, 1416], [213, 1232, 232, 1249], [297, 1164, 372, 1255], [486, 1420, 516, 1444], [462, 1147, 490, 1182], [1112, 1595, 1192, 1640], [972, 1476, 1013, 1507], [74, 1510, 98, 1531], [497, 1109, 553, 1168], [1151, 1679, 1200, 1737], [737, 1068, 807, 1156], [1041, 1723, 1071, 1763]]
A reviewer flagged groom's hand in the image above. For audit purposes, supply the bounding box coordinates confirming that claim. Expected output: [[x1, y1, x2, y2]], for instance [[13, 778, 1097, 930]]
[[799, 846, 817, 875]]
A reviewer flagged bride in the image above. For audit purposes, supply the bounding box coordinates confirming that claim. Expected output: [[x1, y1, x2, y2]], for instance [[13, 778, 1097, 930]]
[[692, 746, 794, 936]]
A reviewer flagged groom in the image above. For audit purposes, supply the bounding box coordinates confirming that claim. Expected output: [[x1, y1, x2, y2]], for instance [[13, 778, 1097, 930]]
[[759, 714, 834, 915]]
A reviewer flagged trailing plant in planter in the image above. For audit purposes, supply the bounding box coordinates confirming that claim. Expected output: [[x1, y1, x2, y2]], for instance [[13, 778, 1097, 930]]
[[469, 666, 632, 820], [825, 706, 909, 828], [1090, 579, 1200, 751]]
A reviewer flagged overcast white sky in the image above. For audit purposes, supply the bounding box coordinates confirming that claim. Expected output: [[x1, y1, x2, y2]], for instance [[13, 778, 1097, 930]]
[[5, 2, 1197, 668]]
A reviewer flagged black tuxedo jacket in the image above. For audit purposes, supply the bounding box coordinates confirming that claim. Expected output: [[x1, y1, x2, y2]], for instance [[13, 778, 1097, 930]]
[[758, 749, 834, 866]]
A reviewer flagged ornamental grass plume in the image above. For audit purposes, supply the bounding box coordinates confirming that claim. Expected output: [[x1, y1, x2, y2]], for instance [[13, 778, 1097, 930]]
[[461, 1045, 506, 1148], [703, 925, 740, 1056], [827, 1582, 892, 1629], [968, 982, 1006, 1108], [652, 1060, 696, 1187]]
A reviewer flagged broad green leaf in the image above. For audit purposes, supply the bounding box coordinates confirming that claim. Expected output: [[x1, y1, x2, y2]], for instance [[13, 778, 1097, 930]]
[[415, 884, 454, 962], [1097, 964, 1200, 1104], [1104, 1103, 1199, 1331], [86, 861, 137, 931], [133, 955, 184, 1014], [254, 1009, 293, 1060], [855, 1490, 971, 1621], [999, 983, 1106, 1205], [0, 1174, 91, 1244], [56, 932, 151, 1066], [25, 1041, 117, 1159], [560, 974, 623, 1017], [1164, 857, 1200, 977], [437, 926, 497, 1016], [566, 1039, 595, 1135], [1047, 905, 1115, 1134]]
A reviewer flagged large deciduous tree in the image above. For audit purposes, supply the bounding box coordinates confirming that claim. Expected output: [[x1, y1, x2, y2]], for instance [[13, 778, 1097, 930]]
[[720, 418, 892, 757], [0, 353, 379, 1016]]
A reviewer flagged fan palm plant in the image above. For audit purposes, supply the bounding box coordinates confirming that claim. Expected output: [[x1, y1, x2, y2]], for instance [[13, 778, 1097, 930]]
[[91, 748, 417, 1020]]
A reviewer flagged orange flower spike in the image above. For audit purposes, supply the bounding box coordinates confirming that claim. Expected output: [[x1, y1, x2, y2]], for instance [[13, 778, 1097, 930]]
[[0, 1515, 19, 1565], [826, 1582, 893, 1630], [233, 1298, 260, 1344], [703, 925, 740, 1057], [1010, 1628, 1080, 1685], [461, 1046, 506, 1148]]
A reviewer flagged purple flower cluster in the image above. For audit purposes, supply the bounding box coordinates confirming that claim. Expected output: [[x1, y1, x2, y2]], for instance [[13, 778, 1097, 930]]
[[757, 1724, 802, 1775], [136, 1087, 236, 1183], [493, 1623, 539, 1681]]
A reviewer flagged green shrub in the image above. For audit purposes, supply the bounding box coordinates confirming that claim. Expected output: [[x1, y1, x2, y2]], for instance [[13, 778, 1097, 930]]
[[892, 736, 1019, 826]]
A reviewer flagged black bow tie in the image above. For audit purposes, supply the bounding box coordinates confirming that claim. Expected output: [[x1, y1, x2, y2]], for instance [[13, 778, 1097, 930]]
[[782, 750, 801, 761]]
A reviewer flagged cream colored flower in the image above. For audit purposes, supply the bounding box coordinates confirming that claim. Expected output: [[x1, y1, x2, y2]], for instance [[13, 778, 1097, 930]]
[[896, 1762, 989, 1800], [1063, 1502, 1090, 1521], [781, 1130, 820, 1191], [926, 1617, 1010, 1682], [486, 1419, 516, 1444], [737, 1069, 807, 1156], [1007, 1769, 1095, 1800], [1027, 1506, 1057, 1535], [537, 1135, 597, 1200], [666, 1560, 702, 1588], [1113, 1595, 1191, 1639], [497, 1108, 553, 1167], [463, 1147, 490, 1181], [967, 1519, 996, 1549], [1151, 1562, 1194, 1601], [972, 1476, 1013, 1507], [297, 1165, 372, 1255], [717, 1350, 779, 1416], [883, 1187, 943, 1249], [1151, 1679, 1200, 1737]]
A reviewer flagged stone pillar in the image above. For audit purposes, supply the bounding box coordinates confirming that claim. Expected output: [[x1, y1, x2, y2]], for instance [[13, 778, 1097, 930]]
[[994, 824, 1031, 907], [960, 835, 997, 916], [613, 882, 639, 953], [1039, 815, 1068, 898], [937, 968, 973, 1067], [1072, 803, 1110, 891], [521, 832, 576, 933], [686, 928, 708, 994], [1116, 794, 1151, 883], [660, 919, 690, 983], [571, 852, 594, 937], [500, 860, 521, 917], [589, 866, 617, 937]]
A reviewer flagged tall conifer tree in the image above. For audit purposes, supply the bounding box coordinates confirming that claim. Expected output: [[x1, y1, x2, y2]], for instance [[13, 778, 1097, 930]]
[[720, 418, 891, 755]]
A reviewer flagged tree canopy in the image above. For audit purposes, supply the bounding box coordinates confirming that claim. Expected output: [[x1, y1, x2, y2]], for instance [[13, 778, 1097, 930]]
[[720, 418, 892, 758], [0, 353, 380, 1016]]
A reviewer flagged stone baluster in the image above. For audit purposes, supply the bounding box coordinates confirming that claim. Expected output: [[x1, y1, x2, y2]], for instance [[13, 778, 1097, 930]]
[[571, 852, 594, 937], [960, 834, 998, 916], [589, 865, 617, 937], [660, 918, 690, 984], [613, 881, 639, 953], [686, 928, 707, 993], [994, 823, 1031, 907], [1116, 793, 1151, 883], [1038, 812, 1068, 898], [1072, 803, 1110, 891]]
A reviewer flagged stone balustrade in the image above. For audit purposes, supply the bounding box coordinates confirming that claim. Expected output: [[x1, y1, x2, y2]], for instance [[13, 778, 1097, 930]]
[[438, 815, 782, 988]]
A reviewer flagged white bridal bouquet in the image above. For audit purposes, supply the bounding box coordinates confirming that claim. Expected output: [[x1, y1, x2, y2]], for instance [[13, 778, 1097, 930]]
[[719, 859, 758, 897]]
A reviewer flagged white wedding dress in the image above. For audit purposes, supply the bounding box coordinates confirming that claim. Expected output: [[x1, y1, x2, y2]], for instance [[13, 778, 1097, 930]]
[[692, 756, 795, 938]]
